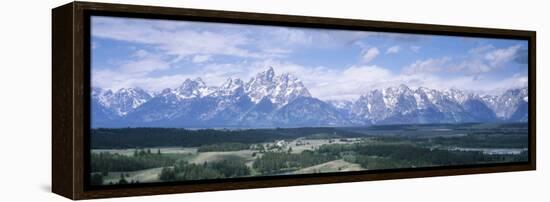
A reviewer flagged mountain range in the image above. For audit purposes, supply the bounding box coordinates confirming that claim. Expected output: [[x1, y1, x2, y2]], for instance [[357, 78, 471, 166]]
[[92, 67, 528, 128]]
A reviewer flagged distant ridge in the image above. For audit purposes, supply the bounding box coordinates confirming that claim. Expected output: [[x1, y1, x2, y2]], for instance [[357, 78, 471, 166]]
[[92, 67, 528, 128]]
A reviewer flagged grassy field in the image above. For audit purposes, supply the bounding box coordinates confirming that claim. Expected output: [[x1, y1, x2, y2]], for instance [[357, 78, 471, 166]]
[[91, 137, 366, 184], [90, 123, 528, 185], [292, 160, 363, 174], [189, 151, 254, 164], [102, 167, 165, 185], [92, 147, 197, 156]]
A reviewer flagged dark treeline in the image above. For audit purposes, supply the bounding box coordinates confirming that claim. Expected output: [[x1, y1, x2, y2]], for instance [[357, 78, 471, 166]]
[[159, 160, 250, 181], [91, 123, 527, 149], [197, 143, 251, 152], [252, 151, 336, 174], [356, 122, 528, 131], [318, 143, 528, 169], [343, 122, 528, 138], [430, 134, 528, 148], [91, 173, 141, 186], [91, 150, 176, 173], [91, 127, 365, 149]]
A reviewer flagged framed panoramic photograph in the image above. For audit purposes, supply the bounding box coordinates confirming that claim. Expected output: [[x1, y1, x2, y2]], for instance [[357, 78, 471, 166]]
[[52, 1, 536, 200]]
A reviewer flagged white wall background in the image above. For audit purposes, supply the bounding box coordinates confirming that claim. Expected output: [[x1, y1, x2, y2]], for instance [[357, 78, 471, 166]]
[[0, 0, 547, 201]]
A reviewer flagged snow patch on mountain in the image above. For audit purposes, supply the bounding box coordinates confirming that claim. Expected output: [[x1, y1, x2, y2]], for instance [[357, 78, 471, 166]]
[[244, 67, 311, 106], [92, 87, 152, 116]]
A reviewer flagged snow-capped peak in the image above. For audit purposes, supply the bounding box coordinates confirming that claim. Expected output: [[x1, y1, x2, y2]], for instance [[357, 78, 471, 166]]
[[194, 77, 206, 87], [245, 67, 311, 106], [489, 87, 528, 118], [215, 78, 245, 96], [91, 87, 152, 116], [262, 66, 276, 81], [172, 77, 216, 99], [111, 87, 152, 116], [443, 88, 471, 104], [178, 78, 205, 91], [380, 84, 413, 109], [92, 87, 114, 107]]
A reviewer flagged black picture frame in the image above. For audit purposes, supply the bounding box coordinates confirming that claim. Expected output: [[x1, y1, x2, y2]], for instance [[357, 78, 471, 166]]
[[52, 1, 536, 200]]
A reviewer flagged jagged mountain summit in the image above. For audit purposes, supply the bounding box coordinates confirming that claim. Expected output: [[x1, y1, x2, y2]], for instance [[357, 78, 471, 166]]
[[349, 85, 503, 125], [91, 67, 528, 128], [481, 88, 528, 122], [92, 87, 152, 116], [244, 67, 312, 106]]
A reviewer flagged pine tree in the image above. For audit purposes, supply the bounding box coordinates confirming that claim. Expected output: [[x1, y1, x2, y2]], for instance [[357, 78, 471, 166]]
[[118, 173, 128, 184]]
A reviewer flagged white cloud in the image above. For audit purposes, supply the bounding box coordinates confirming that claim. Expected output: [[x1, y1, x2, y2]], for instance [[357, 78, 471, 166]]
[[402, 44, 525, 77], [270, 28, 313, 46], [468, 44, 494, 55], [92, 16, 430, 62], [386, 45, 401, 54], [456, 60, 491, 75], [191, 55, 212, 63], [410, 46, 421, 53], [92, 17, 385, 62], [118, 57, 170, 75], [92, 16, 269, 59], [133, 49, 149, 58], [443, 44, 525, 76], [485, 45, 521, 67], [92, 70, 195, 92], [402, 57, 452, 75], [92, 49, 174, 90], [361, 47, 380, 63]]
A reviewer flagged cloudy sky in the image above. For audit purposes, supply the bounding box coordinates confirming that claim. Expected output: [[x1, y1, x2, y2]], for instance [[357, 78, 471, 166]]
[[91, 16, 528, 101]]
